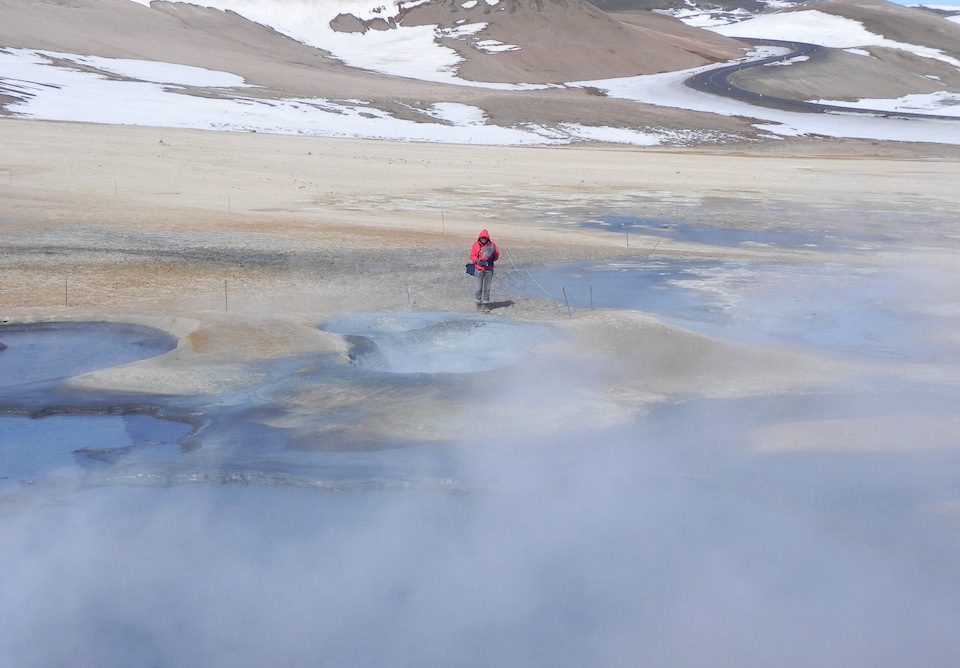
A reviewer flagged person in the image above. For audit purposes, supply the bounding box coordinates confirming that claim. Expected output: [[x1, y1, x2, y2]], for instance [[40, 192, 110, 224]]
[[470, 228, 500, 308]]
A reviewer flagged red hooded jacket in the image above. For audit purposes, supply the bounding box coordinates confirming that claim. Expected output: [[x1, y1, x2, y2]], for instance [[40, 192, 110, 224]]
[[470, 229, 500, 272]]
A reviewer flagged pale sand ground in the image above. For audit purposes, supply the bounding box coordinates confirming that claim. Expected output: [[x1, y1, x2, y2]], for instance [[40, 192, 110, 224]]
[[2, 118, 959, 447]]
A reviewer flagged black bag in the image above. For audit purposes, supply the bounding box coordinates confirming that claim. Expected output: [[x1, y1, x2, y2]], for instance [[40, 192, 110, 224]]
[[465, 263, 475, 276]]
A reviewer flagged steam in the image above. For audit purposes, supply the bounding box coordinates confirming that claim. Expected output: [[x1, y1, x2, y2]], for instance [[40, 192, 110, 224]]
[[4, 391, 960, 665], [3, 265, 960, 666]]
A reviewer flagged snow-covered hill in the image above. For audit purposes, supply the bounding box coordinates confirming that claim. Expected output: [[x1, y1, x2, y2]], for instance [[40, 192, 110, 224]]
[[116, 0, 742, 84], [0, 0, 958, 146], [707, 2, 960, 115]]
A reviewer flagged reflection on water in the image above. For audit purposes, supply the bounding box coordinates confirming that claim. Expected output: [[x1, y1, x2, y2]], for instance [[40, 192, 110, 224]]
[[0, 321, 176, 393], [0, 414, 192, 486], [0, 322, 190, 494]]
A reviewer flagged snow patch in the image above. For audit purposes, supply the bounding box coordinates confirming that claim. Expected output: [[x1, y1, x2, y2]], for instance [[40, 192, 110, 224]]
[[423, 102, 487, 125], [810, 91, 960, 117], [437, 22, 487, 39], [559, 124, 663, 146], [746, 45, 793, 59], [474, 40, 521, 53], [710, 10, 960, 69], [0, 48, 722, 147], [63, 53, 250, 87], [751, 122, 808, 137], [573, 54, 960, 145], [656, 7, 752, 27], [125, 0, 467, 84], [0, 49, 543, 143], [763, 55, 810, 66], [121, 0, 525, 87]]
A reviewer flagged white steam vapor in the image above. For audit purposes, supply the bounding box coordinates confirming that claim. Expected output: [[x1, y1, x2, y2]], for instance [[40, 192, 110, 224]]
[[3, 264, 960, 666]]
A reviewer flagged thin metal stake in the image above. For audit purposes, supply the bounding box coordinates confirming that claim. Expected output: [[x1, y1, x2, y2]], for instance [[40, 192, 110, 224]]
[[626, 231, 630, 248], [646, 239, 661, 260], [441, 211, 445, 235], [562, 287, 571, 317], [228, 193, 232, 213]]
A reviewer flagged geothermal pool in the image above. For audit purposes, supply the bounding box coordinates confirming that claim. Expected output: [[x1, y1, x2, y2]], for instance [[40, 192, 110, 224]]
[[0, 321, 177, 393], [323, 311, 552, 373], [0, 414, 192, 487], [3, 281, 960, 665], [0, 313, 553, 492], [0, 322, 191, 491]]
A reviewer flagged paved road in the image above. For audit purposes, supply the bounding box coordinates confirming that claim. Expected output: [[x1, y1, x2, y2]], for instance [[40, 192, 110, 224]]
[[685, 38, 960, 122]]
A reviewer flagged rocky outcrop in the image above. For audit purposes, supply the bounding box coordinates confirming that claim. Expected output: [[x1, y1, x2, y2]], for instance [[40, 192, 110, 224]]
[[329, 13, 398, 33]]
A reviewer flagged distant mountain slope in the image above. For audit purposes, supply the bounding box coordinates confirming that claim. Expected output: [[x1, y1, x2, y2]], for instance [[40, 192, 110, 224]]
[[2, 0, 958, 145], [584, 0, 768, 13], [711, 0, 960, 104], [14, 0, 744, 84], [594, 0, 803, 27], [0, 0, 762, 146], [817, 0, 960, 57], [0, 0, 418, 98], [397, 0, 744, 83], [916, 5, 960, 25]]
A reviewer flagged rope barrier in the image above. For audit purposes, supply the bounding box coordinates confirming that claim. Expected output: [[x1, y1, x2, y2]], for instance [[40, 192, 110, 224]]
[[0, 277, 238, 307], [502, 248, 557, 302]]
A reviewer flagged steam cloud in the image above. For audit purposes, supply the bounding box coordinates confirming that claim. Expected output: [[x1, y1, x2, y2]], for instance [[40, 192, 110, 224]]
[[2, 265, 960, 666], [3, 394, 960, 666]]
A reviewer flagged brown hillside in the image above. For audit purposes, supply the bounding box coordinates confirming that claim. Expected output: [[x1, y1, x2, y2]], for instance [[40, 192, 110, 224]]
[[400, 0, 746, 83], [730, 0, 960, 102], [818, 0, 960, 59]]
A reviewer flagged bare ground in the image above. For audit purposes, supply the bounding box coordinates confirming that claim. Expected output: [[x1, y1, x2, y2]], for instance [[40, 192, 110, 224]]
[[1, 117, 958, 385]]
